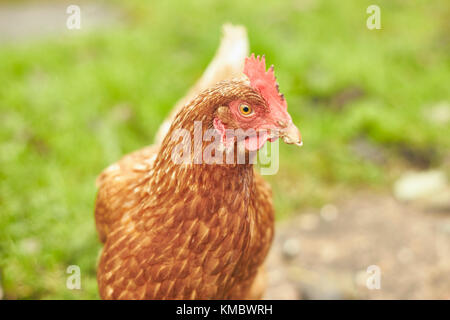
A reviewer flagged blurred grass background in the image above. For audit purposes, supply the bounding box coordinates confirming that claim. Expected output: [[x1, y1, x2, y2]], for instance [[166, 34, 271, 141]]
[[0, 0, 449, 299]]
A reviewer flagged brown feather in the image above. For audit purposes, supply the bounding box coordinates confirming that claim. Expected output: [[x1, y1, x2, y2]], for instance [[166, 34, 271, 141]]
[[95, 81, 274, 299]]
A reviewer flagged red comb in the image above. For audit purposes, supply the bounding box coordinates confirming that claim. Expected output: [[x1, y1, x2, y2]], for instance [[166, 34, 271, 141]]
[[244, 54, 287, 110]]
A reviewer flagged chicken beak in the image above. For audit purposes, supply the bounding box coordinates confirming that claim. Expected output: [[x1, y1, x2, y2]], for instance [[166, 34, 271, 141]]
[[280, 122, 302, 147]]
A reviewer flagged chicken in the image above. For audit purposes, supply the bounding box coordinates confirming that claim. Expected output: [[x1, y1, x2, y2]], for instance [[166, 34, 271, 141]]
[[95, 26, 302, 300]]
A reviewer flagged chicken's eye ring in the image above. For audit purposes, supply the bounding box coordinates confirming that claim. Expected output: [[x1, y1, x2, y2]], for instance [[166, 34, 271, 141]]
[[239, 104, 253, 116]]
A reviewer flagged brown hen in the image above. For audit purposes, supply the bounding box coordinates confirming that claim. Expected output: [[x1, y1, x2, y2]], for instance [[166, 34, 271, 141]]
[[95, 26, 301, 300]]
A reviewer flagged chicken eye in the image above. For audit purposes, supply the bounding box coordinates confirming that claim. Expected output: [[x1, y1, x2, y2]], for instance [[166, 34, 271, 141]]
[[239, 104, 253, 116]]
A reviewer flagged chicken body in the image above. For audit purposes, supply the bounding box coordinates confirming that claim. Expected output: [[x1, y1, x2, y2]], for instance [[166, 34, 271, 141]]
[[95, 82, 275, 299]]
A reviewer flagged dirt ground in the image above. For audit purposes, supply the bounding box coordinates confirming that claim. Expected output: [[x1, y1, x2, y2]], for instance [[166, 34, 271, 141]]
[[264, 193, 450, 299]]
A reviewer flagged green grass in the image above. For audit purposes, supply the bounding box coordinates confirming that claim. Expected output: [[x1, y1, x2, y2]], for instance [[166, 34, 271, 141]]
[[0, 0, 449, 299]]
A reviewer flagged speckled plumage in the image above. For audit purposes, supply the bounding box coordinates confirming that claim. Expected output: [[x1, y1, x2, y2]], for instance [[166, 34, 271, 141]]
[[95, 81, 275, 299]]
